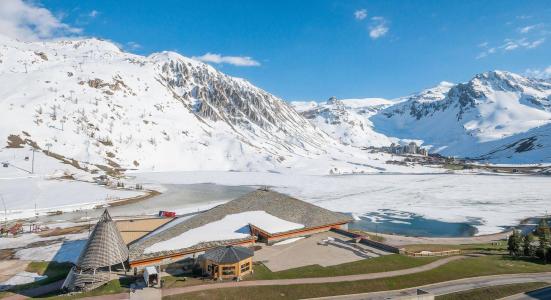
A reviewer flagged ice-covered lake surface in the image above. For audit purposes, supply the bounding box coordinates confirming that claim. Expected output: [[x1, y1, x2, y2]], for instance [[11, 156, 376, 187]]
[[130, 171, 551, 236], [349, 210, 480, 237], [34, 183, 253, 223]]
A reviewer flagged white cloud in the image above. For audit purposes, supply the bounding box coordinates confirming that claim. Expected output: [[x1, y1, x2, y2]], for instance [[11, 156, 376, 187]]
[[503, 40, 519, 51], [354, 9, 367, 20], [126, 41, 141, 50], [518, 23, 543, 34], [527, 38, 545, 48], [369, 17, 389, 39], [192, 53, 260, 67], [519, 25, 536, 34], [525, 65, 551, 78], [478, 41, 489, 48], [0, 0, 81, 41], [477, 37, 545, 59], [502, 38, 545, 50], [89, 10, 99, 18]]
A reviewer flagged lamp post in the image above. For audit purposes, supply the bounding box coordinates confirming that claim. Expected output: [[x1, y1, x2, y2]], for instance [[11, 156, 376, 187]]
[[1, 195, 7, 229], [30, 148, 38, 174]]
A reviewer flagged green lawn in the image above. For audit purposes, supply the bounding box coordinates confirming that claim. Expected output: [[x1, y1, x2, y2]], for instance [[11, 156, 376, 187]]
[[436, 282, 550, 300], [249, 254, 439, 280], [168, 255, 551, 300], [41, 277, 132, 299], [162, 275, 207, 289], [0, 262, 132, 300], [3, 262, 71, 293], [403, 242, 507, 254], [0, 262, 72, 299]]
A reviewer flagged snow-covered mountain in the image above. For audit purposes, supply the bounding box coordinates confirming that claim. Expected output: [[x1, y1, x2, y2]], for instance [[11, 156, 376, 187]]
[[2, 34, 548, 172], [373, 71, 551, 163], [294, 71, 551, 164], [291, 97, 395, 147], [0, 35, 338, 173]]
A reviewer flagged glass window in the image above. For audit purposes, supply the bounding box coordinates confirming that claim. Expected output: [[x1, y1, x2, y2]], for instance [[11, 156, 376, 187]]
[[240, 262, 250, 272], [222, 266, 235, 275]]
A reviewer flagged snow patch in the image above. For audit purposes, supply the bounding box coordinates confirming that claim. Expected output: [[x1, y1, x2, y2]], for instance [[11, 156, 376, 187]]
[[144, 210, 304, 254], [0, 272, 47, 290]]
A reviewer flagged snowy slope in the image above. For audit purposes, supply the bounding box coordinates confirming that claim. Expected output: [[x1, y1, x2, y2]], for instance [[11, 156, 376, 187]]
[[0, 35, 336, 173], [295, 72, 551, 163], [291, 97, 396, 147], [372, 71, 551, 162], [1, 35, 431, 176]]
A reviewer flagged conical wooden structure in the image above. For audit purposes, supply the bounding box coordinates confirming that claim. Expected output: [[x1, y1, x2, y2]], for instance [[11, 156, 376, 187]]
[[63, 209, 129, 291]]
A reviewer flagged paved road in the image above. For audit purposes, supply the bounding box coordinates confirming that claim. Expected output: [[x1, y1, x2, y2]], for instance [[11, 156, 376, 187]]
[[304, 273, 551, 300], [501, 286, 551, 300], [72, 273, 551, 300], [162, 255, 468, 296]]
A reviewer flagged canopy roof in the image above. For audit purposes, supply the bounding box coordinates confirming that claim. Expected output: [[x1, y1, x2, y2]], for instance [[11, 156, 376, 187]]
[[203, 245, 253, 264], [76, 209, 129, 269]]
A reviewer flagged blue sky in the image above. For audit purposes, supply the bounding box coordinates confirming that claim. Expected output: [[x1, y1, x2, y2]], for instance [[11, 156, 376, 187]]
[[5, 0, 551, 100]]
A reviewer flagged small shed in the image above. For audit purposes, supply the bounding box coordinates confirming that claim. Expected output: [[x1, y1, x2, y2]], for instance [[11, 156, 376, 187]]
[[201, 245, 253, 280], [143, 266, 159, 287]]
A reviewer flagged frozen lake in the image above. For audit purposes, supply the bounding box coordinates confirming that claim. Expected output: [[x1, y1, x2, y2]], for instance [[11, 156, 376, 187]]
[[349, 210, 480, 237], [131, 171, 551, 235], [34, 183, 253, 223]]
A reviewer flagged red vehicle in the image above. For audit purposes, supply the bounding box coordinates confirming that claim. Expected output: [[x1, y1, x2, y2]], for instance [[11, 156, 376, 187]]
[[158, 211, 176, 218]]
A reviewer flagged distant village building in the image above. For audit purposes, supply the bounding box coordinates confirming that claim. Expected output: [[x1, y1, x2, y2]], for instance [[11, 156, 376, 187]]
[[419, 148, 428, 156], [385, 142, 428, 156]]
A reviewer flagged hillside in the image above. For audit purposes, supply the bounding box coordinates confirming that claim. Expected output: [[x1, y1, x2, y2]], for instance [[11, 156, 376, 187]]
[[291, 97, 396, 147], [295, 72, 551, 164], [0, 35, 335, 173], [1, 35, 428, 177], [373, 71, 551, 163]]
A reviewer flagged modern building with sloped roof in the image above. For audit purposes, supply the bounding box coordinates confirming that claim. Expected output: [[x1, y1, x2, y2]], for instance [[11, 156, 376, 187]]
[[128, 189, 352, 269]]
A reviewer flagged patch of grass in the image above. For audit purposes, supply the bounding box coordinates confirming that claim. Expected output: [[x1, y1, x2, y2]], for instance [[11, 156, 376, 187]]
[[0, 291, 15, 299], [402, 244, 459, 252], [162, 275, 206, 289], [172, 255, 551, 300], [26, 261, 72, 280], [436, 282, 550, 300], [249, 254, 439, 280], [4, 262, 72, 294], [403, 242, 507, 254], [42, 277, 132, 299]]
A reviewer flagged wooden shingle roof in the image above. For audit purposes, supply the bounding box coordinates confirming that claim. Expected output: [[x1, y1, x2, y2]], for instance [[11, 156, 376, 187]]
[[203, 245, 253, 264], [76, 209, 129, 269]]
